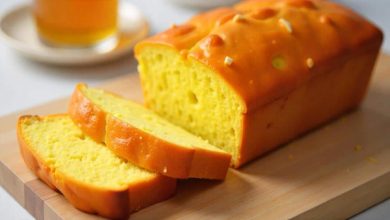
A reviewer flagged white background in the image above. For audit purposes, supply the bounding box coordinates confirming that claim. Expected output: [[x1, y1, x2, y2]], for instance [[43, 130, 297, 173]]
[[0, 0, 389, 219]]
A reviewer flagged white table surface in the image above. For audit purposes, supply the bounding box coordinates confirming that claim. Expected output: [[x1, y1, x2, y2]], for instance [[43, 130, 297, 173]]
[[0, 0, 389, 219]]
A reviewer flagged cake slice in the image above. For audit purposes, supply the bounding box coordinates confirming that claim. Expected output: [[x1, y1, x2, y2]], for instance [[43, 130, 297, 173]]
[[17, 115, 176, 219], [68, 84, 231, 179]]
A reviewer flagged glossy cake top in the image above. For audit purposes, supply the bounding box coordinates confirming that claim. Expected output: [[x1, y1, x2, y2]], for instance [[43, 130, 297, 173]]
[[136, 0, 382, 110]]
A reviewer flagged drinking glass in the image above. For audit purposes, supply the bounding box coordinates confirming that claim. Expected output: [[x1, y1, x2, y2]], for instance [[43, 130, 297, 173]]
[[33, 0, 118, 48]]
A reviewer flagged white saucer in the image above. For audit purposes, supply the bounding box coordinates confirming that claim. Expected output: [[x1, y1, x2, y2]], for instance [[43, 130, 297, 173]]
[[0, 2, 149, 65]]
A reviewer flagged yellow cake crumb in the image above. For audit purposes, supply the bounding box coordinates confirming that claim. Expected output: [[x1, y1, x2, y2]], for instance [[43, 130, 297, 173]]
[[20, 115, 155, 189], [136, 46, 244, 161], [82, 86, 224, 153]]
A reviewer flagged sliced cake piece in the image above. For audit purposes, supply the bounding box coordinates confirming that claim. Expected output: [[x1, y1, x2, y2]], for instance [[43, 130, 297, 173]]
[[68, 84, 231, 179], [17, 115, 176, 219]]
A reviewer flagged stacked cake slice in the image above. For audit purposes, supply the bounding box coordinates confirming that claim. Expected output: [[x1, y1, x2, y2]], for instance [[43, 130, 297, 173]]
[[18, 84, 231, 219]]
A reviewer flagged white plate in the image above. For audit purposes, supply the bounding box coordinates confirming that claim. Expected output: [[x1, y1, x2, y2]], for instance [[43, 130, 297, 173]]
[[0, 2, 149, 65]]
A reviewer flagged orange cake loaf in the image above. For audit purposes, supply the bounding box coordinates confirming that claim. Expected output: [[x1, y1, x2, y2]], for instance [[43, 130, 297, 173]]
[[68, 84, 231, 179], [135, 0, 383, 167], [17, 115, 176, 219]]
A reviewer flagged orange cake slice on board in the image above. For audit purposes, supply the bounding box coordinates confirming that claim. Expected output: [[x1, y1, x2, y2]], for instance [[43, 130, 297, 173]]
[[68, 84, 231, 179], [17, 115, 176, 219]]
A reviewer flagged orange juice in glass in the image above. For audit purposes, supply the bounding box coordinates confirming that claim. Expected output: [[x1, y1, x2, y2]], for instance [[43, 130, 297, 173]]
[[33, 0, 118, 48]]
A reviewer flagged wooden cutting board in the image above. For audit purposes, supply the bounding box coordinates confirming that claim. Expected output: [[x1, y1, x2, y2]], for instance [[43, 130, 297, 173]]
[[1, 54, 390, 220]]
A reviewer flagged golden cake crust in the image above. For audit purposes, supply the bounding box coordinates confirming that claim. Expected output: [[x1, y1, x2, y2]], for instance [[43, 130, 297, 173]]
[[17, 115, 176, 219], [135, 0, 383, 111], [68, 84, 231, 179]]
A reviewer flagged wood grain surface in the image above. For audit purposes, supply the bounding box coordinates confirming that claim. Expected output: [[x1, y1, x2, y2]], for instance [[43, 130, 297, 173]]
[[0, 54, 390, 220]]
